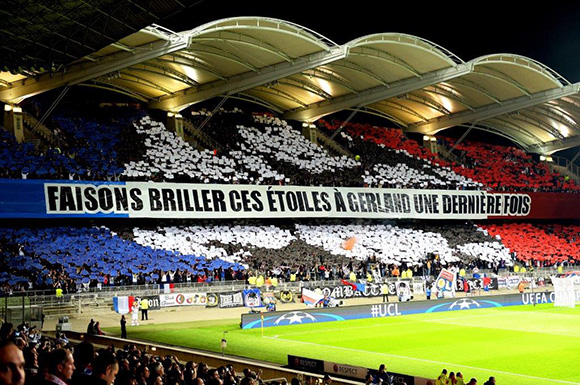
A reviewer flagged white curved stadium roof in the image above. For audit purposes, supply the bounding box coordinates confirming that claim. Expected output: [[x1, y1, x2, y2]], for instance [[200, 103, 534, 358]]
[[1, 16, 579, 154]]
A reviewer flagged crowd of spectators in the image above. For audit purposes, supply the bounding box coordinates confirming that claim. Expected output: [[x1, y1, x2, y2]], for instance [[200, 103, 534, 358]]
[[438, 138, 580, 193], [0, 226, 242, 295], [1, 106, 579, 295], [0, 321, 287, 385], [0, 130, 78, 180], [2, 105, 578, 194], [4, 216, 577, 296], [0, 107, 141, 181], [0, 218, 527, 293], [434, 368, 493, 385], [479, 222, 580, 265], [317, 120, 482, 190]]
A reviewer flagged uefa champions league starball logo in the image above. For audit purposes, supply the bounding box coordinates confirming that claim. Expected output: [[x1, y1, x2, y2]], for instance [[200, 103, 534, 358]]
[[448, 299, 481, 310], [274, 311, 317, 325]]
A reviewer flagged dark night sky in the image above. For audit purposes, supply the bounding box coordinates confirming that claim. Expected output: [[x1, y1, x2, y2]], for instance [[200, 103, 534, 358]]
[[161, 1, 580, 83]]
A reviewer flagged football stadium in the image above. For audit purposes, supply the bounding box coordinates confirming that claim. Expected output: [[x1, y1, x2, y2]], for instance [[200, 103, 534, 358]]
[[0, 2, 580, 385]]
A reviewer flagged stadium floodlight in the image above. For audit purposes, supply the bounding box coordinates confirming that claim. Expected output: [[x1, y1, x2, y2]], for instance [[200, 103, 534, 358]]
[[12, 106, 22, 113], [430, 136, 437, 142], [540, 155, 546, 161], [423, 135, 430, 141], [302, 122, 309, 128], [167, 112, 174, 118], [4, 104, 12, 112], [175, 114, 183, 119], [546, 156, 553, 162]]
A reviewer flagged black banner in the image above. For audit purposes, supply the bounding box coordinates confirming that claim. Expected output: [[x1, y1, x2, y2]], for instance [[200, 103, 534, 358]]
[[288, 355, 324, 373], [218, 292, 244, 308], [455, 277, 499, 291], [279, 290, 294, 303], [206, 293, 218, 307], [320, 282, 398, 299], [134, 295, 161, 310]]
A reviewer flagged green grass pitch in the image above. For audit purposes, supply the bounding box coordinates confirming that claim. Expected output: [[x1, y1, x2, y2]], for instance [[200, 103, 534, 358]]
[[105, 303, 580, 385]]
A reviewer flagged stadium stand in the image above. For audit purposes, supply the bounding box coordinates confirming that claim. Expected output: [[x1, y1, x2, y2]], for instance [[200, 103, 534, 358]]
[[0, 129, 79, 180], [318, 120, 482, 190], [479, 222, 580, 265], [1, 106, 580, 294], [190, 109, 363, 186], [438, 137, 580, 193], [8, 7, 576, 385], [0, 324, 289, 385], [0, 226, 243, 294], [7, 106, 575, 194], [0, 219, 520, 292]]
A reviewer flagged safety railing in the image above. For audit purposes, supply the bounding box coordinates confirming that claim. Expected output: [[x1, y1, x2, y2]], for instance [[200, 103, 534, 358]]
[[551, 155, 580, 178]]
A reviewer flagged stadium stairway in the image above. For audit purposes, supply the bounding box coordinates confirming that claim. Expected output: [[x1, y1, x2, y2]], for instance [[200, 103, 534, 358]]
[[305, 125, 354, 158], [22, 111, 67, 149], [182, 118, 224, 152], [549, 162, 580, 184], [434, 144, 463, 165]]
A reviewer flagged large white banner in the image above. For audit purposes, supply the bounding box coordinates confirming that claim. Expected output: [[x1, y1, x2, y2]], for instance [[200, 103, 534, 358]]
[[159, 292, 207, 307], [551, 276, 576, 308], [43, 181, 531, 219]]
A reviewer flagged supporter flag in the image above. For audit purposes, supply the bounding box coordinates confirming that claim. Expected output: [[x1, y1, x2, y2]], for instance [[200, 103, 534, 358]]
[[341, 279, 357, 290], [301, 288, 324, 307], [342, 237, 357, 250], [113, 296, 135, 314], [355, 283, 367, 292], [243, 288, 263, 307], [395, 281, 412, 301], [435, 268, 456, 296], [483, 276, 491, 291], [161, 283, 175, 293]]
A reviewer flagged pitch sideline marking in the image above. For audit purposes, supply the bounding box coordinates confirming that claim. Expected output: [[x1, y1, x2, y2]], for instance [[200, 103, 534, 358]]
[[269, 311, 580, 338], [264, 336, 580, 385], [425, 317, 580, 338]]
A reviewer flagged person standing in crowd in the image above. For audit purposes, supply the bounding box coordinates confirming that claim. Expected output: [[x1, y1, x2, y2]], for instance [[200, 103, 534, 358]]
[[448, 372, 457, 385], [87, 319, 95, 335], [71, 342, 94, 385], [381, 283, 389, 302], [518, 280, 525, 294], [91, 351, 119, 385], [140, 298, 149, 321], [55, 285, 63, 304], [466, 379, 477, 385], [374, 364, 391, 385], [94, 322, 105, 336], [455, 372, 465, 385], [131, 302, 140, 326], [44, 349, 75, 385], [482, 377, 495, 385], [435, 369, 448, 385], [0, 341, 25, 385], [120, 315, 127, 339]]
